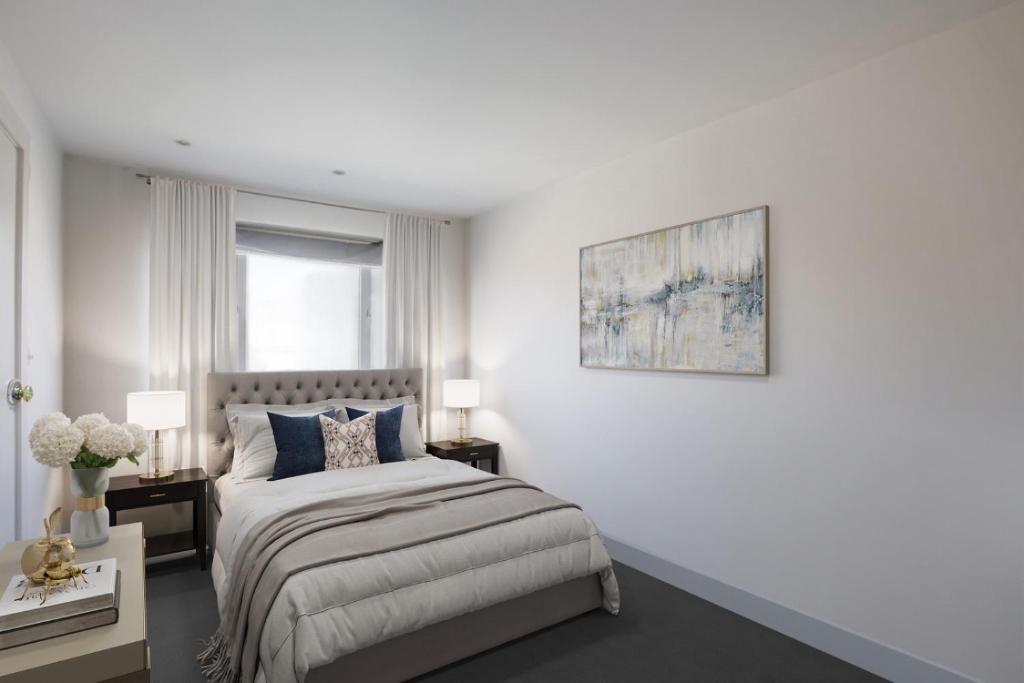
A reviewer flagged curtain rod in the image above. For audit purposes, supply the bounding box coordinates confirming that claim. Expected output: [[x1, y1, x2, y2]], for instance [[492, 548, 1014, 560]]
[[134, 173, 451, 225]]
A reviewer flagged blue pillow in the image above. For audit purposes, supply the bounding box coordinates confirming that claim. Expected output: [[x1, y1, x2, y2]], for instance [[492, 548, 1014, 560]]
[[345, 405, 405, 463], [267, 409, 336, 480]]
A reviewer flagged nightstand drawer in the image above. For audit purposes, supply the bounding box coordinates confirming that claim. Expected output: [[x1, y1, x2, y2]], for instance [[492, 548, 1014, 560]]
[[439, 443, 498, 461], [107, 481, 200, 508]]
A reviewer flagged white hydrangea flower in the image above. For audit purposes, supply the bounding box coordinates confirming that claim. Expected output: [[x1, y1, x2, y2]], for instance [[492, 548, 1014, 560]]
[[30, 412, 71, 438], [86, 423, 134, 459], [73, 413, 110, 437], [122, 423, 148, 456], [29, 414, 85, 468]]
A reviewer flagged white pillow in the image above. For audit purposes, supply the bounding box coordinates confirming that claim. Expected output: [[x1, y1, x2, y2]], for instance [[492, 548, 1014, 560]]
[[394, 403, 427, 459], [225, 400, 328, 423], [225, 401, 330, 480], [325, 396, 426, 459], [326, 396, 414, 409]]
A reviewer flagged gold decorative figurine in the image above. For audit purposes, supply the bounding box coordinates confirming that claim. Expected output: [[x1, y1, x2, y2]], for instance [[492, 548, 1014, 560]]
[[19, 508, 87, 604]]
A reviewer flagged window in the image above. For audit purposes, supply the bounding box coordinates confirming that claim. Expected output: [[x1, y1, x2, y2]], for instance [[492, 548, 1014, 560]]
[[236, 227, 384, 371]]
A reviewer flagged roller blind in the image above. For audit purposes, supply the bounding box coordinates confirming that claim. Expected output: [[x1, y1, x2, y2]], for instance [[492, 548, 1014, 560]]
[[235, 225, 382, 265]]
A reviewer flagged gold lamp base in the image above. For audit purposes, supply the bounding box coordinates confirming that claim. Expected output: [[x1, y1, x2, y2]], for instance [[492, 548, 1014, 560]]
[[139, 470, 175, 483], [450, 407, 474, 446], [139, 428, 175, 483]]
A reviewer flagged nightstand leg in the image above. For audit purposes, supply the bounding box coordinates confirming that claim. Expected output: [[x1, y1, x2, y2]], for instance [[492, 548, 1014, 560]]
[[192, 498, 199, 568], [194, 484, 208, 571]]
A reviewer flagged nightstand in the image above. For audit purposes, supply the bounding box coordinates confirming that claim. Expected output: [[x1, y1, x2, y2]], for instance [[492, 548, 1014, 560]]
[[107, 467, 208, 570], [426, 438, 499, 474]]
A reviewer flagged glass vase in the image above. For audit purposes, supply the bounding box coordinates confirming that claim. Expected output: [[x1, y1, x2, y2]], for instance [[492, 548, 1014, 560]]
[[69, 466, 111, 547]]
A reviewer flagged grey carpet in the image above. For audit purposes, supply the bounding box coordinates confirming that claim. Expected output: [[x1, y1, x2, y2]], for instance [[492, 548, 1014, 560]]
[[146, 557, 884, 682]]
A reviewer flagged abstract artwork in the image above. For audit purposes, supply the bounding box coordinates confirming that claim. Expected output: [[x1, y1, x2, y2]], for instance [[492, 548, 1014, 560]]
[[580, 206, 767, 375]]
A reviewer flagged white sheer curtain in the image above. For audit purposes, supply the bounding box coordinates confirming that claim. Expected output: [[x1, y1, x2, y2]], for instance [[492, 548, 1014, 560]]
[[149, 177, 237, 470], [383, 213, 444, 441]]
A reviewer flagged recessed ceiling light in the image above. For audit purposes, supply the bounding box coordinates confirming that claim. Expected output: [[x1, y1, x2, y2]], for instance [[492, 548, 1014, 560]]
[[332, 169, 346, 176], [174, 139, 191, 147]]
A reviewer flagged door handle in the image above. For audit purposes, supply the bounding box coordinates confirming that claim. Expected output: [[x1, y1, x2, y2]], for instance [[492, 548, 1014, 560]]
[[6, 380, 33, 405]]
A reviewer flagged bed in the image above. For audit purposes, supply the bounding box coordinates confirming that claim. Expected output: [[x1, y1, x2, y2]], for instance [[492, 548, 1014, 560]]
[[204, 369, 619, 683]]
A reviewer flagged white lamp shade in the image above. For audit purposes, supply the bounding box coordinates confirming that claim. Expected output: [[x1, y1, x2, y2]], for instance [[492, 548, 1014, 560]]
[[126, 391, 186, 430], [443, 380, 480, 408]]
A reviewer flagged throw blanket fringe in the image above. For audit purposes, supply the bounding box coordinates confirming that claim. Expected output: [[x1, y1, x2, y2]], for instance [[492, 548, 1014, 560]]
[[197, 632, 233, 683]]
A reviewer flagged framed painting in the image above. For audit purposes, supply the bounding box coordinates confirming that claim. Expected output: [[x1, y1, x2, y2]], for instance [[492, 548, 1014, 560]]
[[579, 206, 768, 375]]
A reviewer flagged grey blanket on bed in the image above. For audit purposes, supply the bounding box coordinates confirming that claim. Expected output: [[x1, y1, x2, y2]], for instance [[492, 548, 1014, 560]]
[[199, 476, 616, 683]]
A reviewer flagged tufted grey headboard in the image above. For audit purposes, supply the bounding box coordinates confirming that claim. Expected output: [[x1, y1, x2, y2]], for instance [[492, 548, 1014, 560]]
[[205, 368, 423, 477]]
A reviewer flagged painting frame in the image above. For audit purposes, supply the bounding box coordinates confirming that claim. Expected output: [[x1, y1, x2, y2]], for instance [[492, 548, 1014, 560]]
[[579, 205, 769, 376]]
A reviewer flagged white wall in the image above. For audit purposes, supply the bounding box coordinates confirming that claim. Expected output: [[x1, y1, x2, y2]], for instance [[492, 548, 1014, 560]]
[[466, 4, 1024, 682], [0, 41, 64, 539], [62, 157, 149, 432], [61, 157, 157, 530]]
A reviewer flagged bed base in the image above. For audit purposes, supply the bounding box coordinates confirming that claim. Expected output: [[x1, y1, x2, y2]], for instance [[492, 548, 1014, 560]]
[[307, 574, 604, 683]]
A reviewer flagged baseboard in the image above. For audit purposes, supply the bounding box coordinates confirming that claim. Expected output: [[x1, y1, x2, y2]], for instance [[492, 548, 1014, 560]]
[[601, 534, 979, 683]]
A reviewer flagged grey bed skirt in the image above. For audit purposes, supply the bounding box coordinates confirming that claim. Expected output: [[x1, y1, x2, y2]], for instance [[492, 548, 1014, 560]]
[[306, 574, 605, 683]]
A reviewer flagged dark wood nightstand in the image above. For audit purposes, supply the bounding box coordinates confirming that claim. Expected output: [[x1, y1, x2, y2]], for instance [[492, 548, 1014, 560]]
[[426, 438, 499, 474], [107, 467, 208, 570]]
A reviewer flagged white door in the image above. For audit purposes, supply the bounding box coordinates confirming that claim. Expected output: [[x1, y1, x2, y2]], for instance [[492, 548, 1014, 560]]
[[0, 128, 18, 545]]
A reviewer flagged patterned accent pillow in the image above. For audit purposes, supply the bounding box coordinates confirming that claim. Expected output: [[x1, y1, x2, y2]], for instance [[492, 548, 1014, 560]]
[[320, 413, 379, 470]]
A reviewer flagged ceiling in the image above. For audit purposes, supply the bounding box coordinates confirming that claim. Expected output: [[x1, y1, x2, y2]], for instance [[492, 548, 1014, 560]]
[[0, 0, 1008, 217]]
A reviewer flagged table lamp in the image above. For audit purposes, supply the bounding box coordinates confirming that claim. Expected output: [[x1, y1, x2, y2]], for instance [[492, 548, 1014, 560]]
[[127, 390, 186, 482], [443, 380, 479, 445]]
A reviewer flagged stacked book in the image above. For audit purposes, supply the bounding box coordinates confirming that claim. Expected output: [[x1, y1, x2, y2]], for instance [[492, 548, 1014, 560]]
[[0, 558, 120, 649]]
